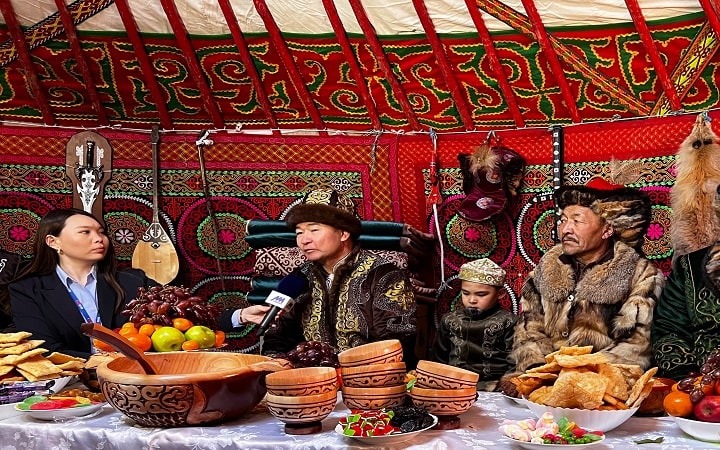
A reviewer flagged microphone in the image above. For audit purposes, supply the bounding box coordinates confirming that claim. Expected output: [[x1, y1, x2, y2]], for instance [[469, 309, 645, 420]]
[[256, 274, 307, 337]]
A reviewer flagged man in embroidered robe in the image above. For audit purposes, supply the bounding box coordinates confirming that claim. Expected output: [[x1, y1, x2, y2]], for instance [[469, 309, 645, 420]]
[[261, 188, 417, 366]]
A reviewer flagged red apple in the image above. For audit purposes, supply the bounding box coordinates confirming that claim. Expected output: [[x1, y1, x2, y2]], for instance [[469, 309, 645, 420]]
[[693, 395, 720, 422]]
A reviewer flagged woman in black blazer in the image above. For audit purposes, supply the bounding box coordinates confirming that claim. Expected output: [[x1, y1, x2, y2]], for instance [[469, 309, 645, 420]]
[[9, 208, 158, 358]]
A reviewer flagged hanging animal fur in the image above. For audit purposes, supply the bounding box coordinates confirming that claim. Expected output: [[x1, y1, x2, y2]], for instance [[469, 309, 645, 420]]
[[457, 142, 526, 222], [704, 185, 720, 296], [670, 113, 720, 261]]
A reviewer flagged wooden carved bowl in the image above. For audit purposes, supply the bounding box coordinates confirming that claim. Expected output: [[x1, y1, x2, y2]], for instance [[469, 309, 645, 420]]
[[96, 352, 290, 427], [337, 340, 403, 368], [265, 390, 338, 425], [340, 362, 407, 388], [265, 366, 339, 396], [415, 360, 479, 390], [408, 386, 478, 417], [341, 384, 407, 410]]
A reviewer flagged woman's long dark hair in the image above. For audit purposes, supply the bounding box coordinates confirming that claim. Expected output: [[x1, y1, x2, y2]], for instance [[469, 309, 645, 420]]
[[17, 208, 126, 309]]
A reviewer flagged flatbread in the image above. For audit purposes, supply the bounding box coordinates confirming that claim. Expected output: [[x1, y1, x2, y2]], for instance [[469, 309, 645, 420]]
[[0, 365, 15, 376], [0, 348, 47, 365], [626, 367, 658, 407], [55, 361, 84, 371], [0, 332, 32, 344], [46, 352, 85, 365], [15, 355, 63, 378], [554, 352, 609, 368], [597, 363, 630, 401], [527, 361, 562, 374], [558, 345, 594, 356], [0, 340, 45, 355], [15, 367, 59, 382]]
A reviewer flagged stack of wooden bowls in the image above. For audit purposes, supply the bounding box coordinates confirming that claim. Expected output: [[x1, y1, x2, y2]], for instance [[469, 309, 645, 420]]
[[337, 339, 407, 410], [264, 366, 339, 435], [408, 360, 479, 429]]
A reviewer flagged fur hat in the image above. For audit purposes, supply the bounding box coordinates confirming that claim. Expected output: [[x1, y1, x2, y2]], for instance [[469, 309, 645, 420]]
[[286, 188, 362, 238], [555, 177, 652, 252], [458, 258, 506, 286]]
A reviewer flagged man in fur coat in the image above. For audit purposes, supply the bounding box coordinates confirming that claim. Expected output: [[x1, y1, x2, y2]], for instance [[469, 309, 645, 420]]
[[502, 179, 664, 394]]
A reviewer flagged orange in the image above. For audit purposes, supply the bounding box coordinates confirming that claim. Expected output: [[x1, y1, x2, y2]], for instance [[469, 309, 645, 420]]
[[172, 318, 193, 332], [663, 390, 693, 417], [93, 338, 115, 352], [119, 324, 138, 337], [139, 323, 156, 337], [182, 340, 200, 351], [213, 330, 226, 348], [126, 333, 152, 352]]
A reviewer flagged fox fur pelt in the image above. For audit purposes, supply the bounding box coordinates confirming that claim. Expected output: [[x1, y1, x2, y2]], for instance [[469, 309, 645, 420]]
[[670, 114, 720, 260]]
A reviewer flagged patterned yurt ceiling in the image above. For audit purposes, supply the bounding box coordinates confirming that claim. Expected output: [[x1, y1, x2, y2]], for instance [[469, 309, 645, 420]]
[[0, 0, 717, 134]]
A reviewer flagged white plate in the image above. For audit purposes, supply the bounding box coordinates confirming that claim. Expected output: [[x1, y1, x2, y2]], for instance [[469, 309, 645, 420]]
[[15, 402, 104, 421], [524, 398, 638, 432], [673, 416, 720, 442], [503, 435, 605, 449], [335, 413, 438, 445]]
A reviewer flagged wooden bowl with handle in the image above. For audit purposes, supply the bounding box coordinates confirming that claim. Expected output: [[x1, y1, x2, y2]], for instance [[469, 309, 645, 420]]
[[96, 351, 290, 427]]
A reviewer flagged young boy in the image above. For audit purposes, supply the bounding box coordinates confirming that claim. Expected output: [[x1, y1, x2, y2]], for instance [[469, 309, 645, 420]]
[[432, 258, 517, 391]]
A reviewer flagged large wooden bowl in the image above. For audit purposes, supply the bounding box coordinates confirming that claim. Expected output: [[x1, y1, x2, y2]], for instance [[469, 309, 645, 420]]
[[337, 339, 403, 367], [96, 351, 289, 427]]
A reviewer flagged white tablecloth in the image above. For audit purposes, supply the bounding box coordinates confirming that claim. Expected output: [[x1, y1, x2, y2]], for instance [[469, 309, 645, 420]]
[[0, 390, 714, 449]]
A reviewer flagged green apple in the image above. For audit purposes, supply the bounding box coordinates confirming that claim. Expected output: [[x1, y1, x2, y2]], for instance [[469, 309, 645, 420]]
[[184, 325, 216, 349], [150, 326, 186, 352]]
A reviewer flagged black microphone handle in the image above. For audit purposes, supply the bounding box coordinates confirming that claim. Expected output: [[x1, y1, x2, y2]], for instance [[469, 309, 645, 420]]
[[256, 305, 282, 337]]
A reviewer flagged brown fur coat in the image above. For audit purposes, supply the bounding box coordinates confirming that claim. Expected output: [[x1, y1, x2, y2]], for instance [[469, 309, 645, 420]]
[[509, 241, 664, 374]]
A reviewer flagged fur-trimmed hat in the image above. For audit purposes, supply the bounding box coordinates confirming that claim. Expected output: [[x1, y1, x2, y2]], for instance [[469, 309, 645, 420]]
[[286, 188, 362, 238], [458, 258, 506, 286], [555, 178, 652, 252]]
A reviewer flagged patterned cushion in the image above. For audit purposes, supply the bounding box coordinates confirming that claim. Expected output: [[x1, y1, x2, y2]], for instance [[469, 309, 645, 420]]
[[254, 247, 408, 277]]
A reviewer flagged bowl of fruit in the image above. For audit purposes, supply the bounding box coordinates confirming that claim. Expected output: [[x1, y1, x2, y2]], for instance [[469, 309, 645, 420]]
[[664, 347, 720, 441], [116, 285, 226, 353]]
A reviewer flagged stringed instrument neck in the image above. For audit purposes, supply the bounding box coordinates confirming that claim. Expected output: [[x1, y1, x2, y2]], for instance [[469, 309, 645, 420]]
[[151, 126, 161, 223]]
